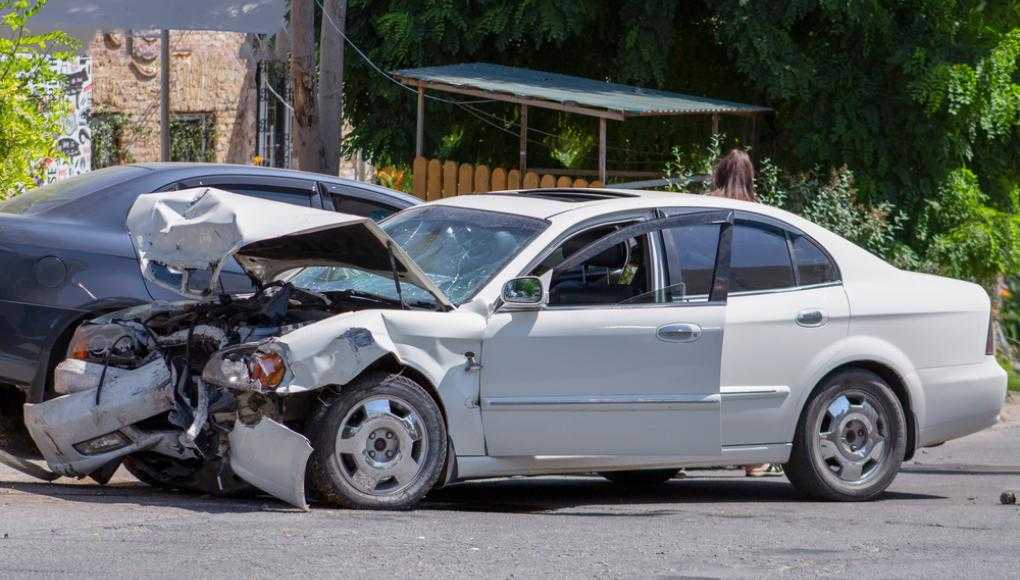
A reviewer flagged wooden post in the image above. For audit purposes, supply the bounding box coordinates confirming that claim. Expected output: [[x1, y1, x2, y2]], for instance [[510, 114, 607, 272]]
[[160, 29, 171, 162], [597, 117, 607, 184], [416, 86, 425, 157], [519, 104, 528, 173], [711, 113, 719, 136]]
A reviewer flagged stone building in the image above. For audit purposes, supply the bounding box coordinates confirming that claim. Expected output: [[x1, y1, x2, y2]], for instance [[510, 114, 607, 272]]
[[89, 30, 258, 165]]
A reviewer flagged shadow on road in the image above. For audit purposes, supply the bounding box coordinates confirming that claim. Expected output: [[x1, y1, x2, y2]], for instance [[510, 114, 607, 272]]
[[0, 480, 301, 514], [0, 473, 944, 515], [419, 475, 943, 514]]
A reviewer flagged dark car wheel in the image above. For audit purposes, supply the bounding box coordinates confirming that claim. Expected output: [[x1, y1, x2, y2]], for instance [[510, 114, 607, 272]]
[[307, 372, 447, 510], [600, 469, 680, 486], [123, 452, 252, 495], [785, 369, 906, 501]]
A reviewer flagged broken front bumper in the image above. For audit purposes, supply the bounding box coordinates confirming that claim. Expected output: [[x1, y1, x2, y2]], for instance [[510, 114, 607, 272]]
[[23, 358, 179, 477]]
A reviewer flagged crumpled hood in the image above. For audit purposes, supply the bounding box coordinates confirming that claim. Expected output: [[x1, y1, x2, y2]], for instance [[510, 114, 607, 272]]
[[126, 187, 452, 308]]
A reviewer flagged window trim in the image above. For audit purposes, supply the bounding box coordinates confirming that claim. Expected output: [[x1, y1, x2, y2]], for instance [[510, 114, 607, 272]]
[[660, 206, 842, 295], [521, 209, 734, 311]]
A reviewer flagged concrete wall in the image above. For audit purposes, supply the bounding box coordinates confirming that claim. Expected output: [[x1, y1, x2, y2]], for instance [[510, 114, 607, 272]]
[[89, 30, 257, 164]]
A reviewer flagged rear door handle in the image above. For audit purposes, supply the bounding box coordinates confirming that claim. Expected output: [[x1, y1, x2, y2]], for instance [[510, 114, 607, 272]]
[[795, 309, 826, 327], [657, 323, 702, 343]]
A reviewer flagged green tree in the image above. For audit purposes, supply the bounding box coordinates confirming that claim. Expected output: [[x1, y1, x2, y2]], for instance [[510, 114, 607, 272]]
[[711, 0, 1020, 285], [0, 0, 74, 197]]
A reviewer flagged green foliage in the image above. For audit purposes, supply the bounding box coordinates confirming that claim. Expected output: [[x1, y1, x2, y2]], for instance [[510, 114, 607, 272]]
[[169, 115, 216, 163], [89, 111, 131, 169], [0, 0, 75, 197], [711, 0, 1020, 283], [342, 1, 741, 168], [663, 132, 724, 193]]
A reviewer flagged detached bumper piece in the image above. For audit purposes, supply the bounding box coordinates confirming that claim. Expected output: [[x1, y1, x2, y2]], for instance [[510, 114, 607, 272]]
[[229, 417, 313, 511], [24, 359, 176, 477]]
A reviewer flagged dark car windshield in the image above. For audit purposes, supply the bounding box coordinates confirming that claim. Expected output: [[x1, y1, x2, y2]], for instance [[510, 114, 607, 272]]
[[291, 205, 547, 305], [0, 166, 147, 216]]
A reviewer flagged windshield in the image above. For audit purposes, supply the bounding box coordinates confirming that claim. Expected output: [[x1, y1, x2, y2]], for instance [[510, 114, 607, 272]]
[[291, 205, 547, 305], [0, 166, 147, 215]]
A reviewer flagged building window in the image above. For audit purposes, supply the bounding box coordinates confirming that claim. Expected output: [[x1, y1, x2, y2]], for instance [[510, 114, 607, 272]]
[[170, 113, 216, 162]]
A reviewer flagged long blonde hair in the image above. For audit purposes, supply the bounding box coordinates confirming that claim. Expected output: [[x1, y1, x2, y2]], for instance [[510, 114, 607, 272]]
[[709, 149, 756, 202]]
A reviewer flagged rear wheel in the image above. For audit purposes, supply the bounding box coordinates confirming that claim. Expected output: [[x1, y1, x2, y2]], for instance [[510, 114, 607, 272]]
[[785, 369, 906, 501], [599, 469, 680, 486], [307, 372, 447, 509]]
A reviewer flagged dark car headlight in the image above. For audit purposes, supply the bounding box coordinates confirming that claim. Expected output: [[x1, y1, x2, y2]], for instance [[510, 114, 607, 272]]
[[67, 323, 152, 368]]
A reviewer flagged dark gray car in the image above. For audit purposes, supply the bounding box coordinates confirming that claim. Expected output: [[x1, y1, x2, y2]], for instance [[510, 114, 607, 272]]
[[0, 163, 419, 458]]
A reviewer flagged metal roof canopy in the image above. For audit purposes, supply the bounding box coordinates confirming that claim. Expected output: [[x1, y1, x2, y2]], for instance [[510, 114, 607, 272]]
[[392, 63, 771, 182]]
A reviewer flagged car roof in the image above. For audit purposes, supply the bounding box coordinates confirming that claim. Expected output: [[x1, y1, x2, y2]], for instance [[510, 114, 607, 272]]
[[429, 188, 747, 220], [128, 163, 422, 207]]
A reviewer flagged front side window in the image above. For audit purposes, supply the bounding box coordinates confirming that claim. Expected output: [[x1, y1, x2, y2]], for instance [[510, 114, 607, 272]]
[[663, 224, 721, 301], [222, 185, 313, 207], [292, 206, 547, 305], [730, 223, 795, 292]]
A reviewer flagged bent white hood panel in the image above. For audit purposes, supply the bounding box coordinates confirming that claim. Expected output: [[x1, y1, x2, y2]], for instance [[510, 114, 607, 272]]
[[127, 187, 452, 308]]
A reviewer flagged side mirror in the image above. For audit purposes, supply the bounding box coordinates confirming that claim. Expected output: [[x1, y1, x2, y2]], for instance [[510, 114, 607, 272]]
[[501, 276, 544, 307]]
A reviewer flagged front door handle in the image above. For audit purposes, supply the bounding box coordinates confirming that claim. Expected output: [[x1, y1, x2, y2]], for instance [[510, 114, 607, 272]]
[[657, 323, 702, 343], [796, 309, 827, 327]]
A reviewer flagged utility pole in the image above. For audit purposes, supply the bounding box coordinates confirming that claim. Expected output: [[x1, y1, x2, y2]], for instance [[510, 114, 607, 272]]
[[290, 0, 320, 171], [317, 0, 346, 175], [159, 29, 170, 162]]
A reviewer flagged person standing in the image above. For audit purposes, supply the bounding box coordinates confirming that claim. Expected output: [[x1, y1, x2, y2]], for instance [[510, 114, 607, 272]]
[[706, 149, 782, 477]]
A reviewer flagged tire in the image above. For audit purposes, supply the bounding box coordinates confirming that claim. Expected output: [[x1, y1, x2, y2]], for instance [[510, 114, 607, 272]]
[[785, 369, 907, 501], [307, 372, 447, 509], [599, 469, 680, 486], [123, 452, 252, 496]]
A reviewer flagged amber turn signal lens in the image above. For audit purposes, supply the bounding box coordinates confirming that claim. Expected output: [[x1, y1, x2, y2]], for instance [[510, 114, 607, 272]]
[[250, 352, 286, 389], [68, 334, 90, 361]]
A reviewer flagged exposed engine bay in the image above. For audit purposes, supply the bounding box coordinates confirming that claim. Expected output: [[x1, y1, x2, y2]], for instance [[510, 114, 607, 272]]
[[22, 282, 398, 509]]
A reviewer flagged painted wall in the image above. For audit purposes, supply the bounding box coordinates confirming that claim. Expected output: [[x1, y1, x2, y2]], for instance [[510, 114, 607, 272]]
[[41, 57, 92, 184]]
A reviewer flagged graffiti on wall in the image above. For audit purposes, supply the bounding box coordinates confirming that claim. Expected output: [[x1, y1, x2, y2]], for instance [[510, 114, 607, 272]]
[[41, 56, 92, 184]]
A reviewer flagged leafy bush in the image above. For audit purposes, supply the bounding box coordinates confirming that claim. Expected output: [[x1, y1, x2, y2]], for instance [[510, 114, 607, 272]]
[[90, 111, 132, 169], [0, 0, 75, 197]]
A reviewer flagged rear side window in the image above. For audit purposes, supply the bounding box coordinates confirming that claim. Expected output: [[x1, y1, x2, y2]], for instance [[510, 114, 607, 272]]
[[791, 234, 838, 285], [730, 223, 795, 292], [336, 196, 396, 221], [663, 224, 720, 298], [219, 185, 313, 207]]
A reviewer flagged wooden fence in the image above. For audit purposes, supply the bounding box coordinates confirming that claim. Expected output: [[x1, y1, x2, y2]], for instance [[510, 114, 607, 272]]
[[411, 156, 603, 200]]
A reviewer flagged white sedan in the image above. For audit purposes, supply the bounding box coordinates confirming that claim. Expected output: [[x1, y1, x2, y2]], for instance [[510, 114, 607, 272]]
[[23, 187, 1006, 509]]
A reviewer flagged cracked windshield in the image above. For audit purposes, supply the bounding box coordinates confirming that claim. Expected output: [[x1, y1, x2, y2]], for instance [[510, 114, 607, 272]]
[[291, 206, 547, 305]]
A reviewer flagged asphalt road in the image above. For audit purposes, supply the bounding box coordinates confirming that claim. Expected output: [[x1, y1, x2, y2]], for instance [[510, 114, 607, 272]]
[[2, 402, 1019, 579]]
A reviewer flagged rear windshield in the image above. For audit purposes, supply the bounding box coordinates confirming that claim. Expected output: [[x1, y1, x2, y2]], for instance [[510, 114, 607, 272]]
[[0, 166, 147, 215]]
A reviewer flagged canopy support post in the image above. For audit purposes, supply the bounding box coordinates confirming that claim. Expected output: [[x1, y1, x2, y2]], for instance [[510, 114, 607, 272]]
[[159, 29, 171, 162], [415, 86, 425, 157], [598, 117, 607, 184], [711, 113, 719, 136], [519, 104, 528, 173]]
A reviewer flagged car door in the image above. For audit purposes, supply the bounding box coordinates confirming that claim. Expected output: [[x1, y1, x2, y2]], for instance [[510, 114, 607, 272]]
[[664, 211, 850, 446], [480, 210, 733, 456]]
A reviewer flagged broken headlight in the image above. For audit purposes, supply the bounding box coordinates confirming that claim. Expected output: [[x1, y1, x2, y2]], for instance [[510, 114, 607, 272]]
[[202, 344, 288, 392], [67, 323, 153, 369]]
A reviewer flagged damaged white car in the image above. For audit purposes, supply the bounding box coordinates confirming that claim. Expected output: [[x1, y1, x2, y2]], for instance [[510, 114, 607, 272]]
[[17, 187, 1006, 510]]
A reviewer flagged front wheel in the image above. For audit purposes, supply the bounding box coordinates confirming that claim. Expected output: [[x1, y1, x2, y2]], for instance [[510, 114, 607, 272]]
[[785, 369, 906, 501], [307, 372, 447, 509]]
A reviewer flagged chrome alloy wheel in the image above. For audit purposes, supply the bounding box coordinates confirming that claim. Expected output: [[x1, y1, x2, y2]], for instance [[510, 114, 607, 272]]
[[335, 396, 429, 496], [814, 390, 889, 484]]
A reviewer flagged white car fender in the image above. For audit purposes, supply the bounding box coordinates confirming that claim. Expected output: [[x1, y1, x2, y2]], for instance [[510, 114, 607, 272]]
[[788, 333, 925, 442], [269, 308, 489, 457]]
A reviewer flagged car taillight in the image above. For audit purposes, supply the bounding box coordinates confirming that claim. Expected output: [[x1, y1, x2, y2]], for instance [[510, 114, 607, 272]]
[[987, 312, 995, 356]]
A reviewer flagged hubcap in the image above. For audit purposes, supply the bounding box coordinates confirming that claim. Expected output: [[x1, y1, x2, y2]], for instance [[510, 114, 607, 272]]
[[813, 390, 889, 484], [335, 396, 428, 496]]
